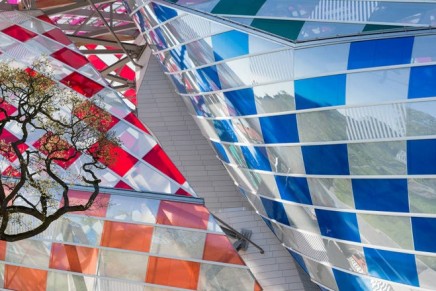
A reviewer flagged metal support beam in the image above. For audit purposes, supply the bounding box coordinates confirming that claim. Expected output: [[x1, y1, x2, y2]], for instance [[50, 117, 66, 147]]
[[79, 49, 126, 54], [66, 35, 141, 52], [43, 0, 116, 15], [100, 57, 130, 76], [80, 23, 137, 38], [105, 74, 134, 85]]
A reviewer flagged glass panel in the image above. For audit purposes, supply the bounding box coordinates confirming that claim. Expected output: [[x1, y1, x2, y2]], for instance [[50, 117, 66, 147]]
[[232, 118, 264, 144], [49, 243, 98, 275], [348, 37, 414, 70], [267, 145, 305, 175], [240, 146, 271, 171], [407, 101, 436, 137], [47, 272, 95, 291], [198, 264, 255, 290], [283, 204, 320, 234], [150, 227, 206, 259], [295, 74, 346, 110], [412, 35, 436, 64], [253, 81, 295, 114], [346, 69, 410, 105], [348, 141, 407, 175], [260, 197, 290, 226], [416, 255, 436, 290], [6, 239, 51, 268], [352, 179, 409, 212], [281, 226, 328, 262], [411, 217, 436, 253], [302, 144, 350, 175], [315, 209, 360, 242], [176, 0, 220, 13], [324, 239, 367, 274], [304, 257, 338, 290], [364, 247, 419, 286], [298, 22, 364, 41], [259, 114, 299, 144], [297, 109, 347, 142], [358, 214, 413, 249], [307, 178, 354, 208], [54, 216, 103, 246], [224, 144, 247, 167], [409, 178, 436, 214], [407, 139, 436, 175], [101, 221, 153, 252], [98, 249, 148, 281]]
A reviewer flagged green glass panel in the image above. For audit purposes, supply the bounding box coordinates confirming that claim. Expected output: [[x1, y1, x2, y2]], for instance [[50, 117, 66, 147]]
[[211, 0, 266, 15], [251, 19, 304, 41], [363, 24, 405, 32]]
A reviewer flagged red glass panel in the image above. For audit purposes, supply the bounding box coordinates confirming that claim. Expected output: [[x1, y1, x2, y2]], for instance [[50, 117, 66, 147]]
[[254, 281, 263, 291], [49, 243, 98, 274], [51, 47, 89, 69], [37, 15, 55, 25], [0, 101, 16, 121], [90, 142, 137, 176], [61, 72, 104, 98], [0, 129, 28, 162], [0, 240, 6, 261], [145, 256, 200, 290], [203, 234, 244, 265], [101, 221, 153, 252], [87, 55, 108, 70], [33, 133, 80, 169], [124, 112, 149, 134], [5, 265, 47, 291], [143, 145, 185, 184], [74, 102, 119, 130], [2, 25, 37, 42], [175, 188, 191, 196], [2, 166, 20, 178], [59, 190, 110, 217], [156, 201, 209, 230], [43, 28, 72, 46], [114, 180, 133, 190]]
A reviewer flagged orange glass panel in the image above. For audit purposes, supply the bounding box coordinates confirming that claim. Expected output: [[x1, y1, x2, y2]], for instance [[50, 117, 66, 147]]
[[156, 201, 209, 230], [0, 240, 6, 260], [49, 243, 98, 275], [5, 265, 47, 291], [254, 281, 263, 291], [60, 190, 110, 217], [146, 256, 200, 290], [101, 221, 153, 252], [203, 234, 244, 265]]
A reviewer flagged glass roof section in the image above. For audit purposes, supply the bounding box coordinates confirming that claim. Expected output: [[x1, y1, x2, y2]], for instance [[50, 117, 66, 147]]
[[164, 0, 436, 42]]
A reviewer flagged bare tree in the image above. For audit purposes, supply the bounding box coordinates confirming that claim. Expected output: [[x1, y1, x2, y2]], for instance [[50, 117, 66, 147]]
[[0, 60, 119, 242]]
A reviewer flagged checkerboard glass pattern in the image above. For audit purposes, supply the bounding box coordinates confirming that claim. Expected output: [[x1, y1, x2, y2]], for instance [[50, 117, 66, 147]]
[[0, 188, 259, 290], [125, 0, 436, 290], [0, 10, 195, 197]]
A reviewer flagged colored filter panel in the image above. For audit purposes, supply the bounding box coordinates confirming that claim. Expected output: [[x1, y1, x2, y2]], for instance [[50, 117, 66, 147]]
[[316, 209, 361, 242], [364, 247, 419, 286]]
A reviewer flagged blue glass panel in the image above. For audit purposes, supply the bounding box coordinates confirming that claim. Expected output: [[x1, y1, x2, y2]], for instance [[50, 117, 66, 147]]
[[275, 176, 312, 205], [295, 74, 346, 110], [149, 27, 167, 50], [224, 88, 256, 116], [259, 114, 299, 143], [169, 45, 188, 71], [364, 247, 419, 286], [408, 65, 436, 99], [189, 96, 209, 117], [241, 146, 271, 171], [211, 141, 229, 163], [407, 139, 436, 174], [212, 30, 249, 61], [289, 250, 308, 274], [152, 3, 178, 22], [315, 209, 361, 242], [261, 216, 275, 234], [352, 179, 409, 212], [412, 217, 436, 252], [213, 120, 238, 142], [196, 65, 221, 92], [168, 75, 187, 94], [302, 144, 350, 175], [260, 197, 290, 226], [348, 37, 414, 69], [333, 269, 371, 291]]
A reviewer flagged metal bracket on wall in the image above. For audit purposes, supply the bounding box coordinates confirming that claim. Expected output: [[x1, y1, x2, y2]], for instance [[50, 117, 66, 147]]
[[212, 214, 264, 254]]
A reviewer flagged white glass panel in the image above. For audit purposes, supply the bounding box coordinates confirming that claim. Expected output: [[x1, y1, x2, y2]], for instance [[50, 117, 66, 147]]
[[47, 272, 95, 291], [409, 178, 436, 214], [98, 249, 148, 281], [267, 145, 305, 175], [107, 195, 159, 223], [6, 239, 51, 268], [308, 178, 355, 209], [198, 264, 254, 291]]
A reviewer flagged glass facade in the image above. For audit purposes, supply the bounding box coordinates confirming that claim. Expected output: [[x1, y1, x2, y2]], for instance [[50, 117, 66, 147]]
[[125, 1, 436, 290], [0, 9, 260, 290]]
